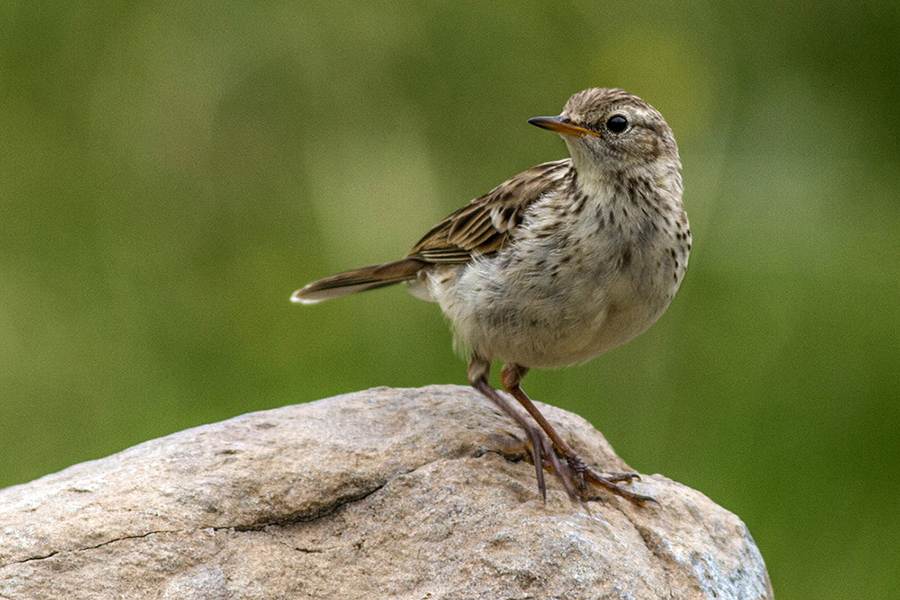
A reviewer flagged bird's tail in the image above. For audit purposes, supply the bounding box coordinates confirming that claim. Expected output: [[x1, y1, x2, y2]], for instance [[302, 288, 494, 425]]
[[290, 258, 426, 304]]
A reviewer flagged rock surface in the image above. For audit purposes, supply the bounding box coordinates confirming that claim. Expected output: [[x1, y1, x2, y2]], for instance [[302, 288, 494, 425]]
[[0, 385, 772, 599]]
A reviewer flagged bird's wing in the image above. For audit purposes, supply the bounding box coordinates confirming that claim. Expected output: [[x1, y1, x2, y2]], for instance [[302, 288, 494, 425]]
[[407, 159, 574, 264]]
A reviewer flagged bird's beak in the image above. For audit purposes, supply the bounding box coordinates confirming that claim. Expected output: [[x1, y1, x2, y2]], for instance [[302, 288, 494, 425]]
[[528, 115, 601, 138]]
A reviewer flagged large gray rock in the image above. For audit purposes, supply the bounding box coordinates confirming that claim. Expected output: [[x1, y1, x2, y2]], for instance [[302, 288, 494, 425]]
[[0, 385, 772, 599]]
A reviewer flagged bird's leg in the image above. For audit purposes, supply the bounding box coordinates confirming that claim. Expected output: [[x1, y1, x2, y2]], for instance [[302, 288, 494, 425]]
[[467, 355, 573, 500], [500, 363, 655, 506]]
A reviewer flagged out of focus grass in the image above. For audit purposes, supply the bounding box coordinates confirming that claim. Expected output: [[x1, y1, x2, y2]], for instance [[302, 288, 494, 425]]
[[1, 2, 898, 598]]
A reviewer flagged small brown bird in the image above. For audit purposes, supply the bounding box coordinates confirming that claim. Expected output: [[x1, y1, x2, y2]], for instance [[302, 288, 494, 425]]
[[292, 88, 690, 505]]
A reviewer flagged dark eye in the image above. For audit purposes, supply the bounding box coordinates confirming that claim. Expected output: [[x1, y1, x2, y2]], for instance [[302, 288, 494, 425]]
[[606, 115, 628, 133]]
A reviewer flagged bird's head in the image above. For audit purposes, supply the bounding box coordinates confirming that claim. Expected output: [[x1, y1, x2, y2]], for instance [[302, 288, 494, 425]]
[[529, 88, 680, 188]]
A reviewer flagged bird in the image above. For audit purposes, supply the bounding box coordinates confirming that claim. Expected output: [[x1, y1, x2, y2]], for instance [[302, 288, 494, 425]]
[[292, 88, 690, 505]]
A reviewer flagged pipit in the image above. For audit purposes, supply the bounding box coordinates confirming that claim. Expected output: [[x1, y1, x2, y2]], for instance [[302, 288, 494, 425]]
[[292, 88, 690, 505]]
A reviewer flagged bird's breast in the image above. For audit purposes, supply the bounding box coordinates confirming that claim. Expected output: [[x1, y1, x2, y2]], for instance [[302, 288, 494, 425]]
[[428, 185, 689, 368]]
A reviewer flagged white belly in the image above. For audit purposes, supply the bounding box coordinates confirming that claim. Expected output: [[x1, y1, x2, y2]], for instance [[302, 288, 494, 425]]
[[425, 243, 680, 369]]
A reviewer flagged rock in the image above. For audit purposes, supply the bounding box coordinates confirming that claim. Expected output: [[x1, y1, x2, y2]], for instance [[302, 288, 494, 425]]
[[0, 385, 772, 599]]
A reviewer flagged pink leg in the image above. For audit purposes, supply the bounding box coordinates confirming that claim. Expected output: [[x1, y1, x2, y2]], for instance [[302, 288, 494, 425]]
[[500, 363, 654, 505], [467, 355, 572, 500]]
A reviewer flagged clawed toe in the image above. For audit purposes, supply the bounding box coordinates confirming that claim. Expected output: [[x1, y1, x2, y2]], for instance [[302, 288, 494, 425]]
[[582, 467, 656, 505], [600, 472, 641, 484], [519, 442, 653, 506]]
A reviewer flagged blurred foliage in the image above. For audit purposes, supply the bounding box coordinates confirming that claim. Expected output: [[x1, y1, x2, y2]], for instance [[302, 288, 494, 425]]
[[1, 1, 899, 597]]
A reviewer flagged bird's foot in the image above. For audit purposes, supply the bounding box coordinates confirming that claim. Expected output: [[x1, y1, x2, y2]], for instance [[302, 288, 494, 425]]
[[518, 437, 654, 505], [563, 455, 656, 506]]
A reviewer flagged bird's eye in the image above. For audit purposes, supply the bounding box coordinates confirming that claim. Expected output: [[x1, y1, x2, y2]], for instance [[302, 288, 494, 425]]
[[606, 115, 628, 133]]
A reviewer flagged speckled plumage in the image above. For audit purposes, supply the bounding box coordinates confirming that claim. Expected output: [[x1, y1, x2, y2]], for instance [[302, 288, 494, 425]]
[[293, 88, 689, 504]]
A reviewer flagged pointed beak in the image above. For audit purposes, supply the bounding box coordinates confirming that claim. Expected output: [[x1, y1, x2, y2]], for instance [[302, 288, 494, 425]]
[[528, 115, 601, 138]]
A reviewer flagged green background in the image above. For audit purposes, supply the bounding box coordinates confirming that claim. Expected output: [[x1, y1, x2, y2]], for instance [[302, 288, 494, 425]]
[[2, 2, 898, 597]]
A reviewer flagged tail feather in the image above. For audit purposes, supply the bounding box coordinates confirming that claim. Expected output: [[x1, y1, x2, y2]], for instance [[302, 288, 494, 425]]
[[291, 258, 425, 304]]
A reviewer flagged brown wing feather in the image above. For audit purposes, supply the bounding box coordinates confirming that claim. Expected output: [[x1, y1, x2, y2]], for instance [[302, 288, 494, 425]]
[[292, 159, 574, 304], [408, 159, 573, 264]]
